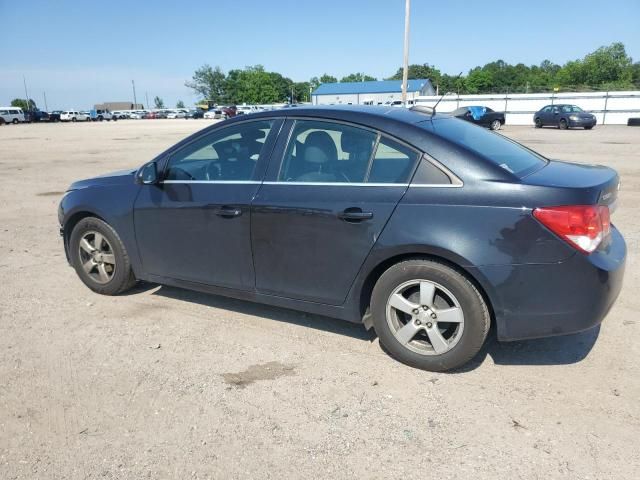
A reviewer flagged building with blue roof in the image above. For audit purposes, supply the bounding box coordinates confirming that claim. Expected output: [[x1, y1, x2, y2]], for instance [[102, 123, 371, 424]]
[[311, 79, 435, 106]]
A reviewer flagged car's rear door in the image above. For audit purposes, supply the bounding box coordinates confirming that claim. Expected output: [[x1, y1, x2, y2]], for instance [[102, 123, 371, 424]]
[[251, 118, 421, 305], [133, 118, 282, 289]]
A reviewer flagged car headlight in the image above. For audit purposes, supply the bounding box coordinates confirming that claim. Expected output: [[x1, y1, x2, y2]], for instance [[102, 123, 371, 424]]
[[569, 115, 579, 121]]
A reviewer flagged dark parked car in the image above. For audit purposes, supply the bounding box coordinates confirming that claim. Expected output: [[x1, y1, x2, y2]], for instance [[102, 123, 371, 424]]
[[185, 109, 204, 119], [26, 110, 50, 122], [534, 104, 596, 129], [222, 105, 238, 118], [48, 111, 62, 122], [58, 106, 625, 371], [451, 106, 505, 130]]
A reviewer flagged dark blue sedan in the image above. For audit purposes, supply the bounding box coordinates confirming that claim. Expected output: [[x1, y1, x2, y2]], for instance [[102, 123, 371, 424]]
[[58, 106, 625, 371]]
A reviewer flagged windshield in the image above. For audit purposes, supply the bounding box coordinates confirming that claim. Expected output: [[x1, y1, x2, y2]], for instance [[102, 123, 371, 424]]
[[427, 118, 547, 177], [561, 105, 583, 113]]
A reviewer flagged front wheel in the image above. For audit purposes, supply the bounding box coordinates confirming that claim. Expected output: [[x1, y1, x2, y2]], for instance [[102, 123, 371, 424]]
[[559, 119, 568, 130], [534, 118, 542, 128], [584, 126, 593, 130], [71, 117, 77, 123], [370, 259, 490, 371], [490, 119, 502, 131], [69, 217, 136, 295], [12, 118, 19, 124]]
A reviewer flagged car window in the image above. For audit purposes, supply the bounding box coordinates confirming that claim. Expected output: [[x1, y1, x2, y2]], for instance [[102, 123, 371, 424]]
[[165, 120, 274, 181], [570, 105, 583, 112], [429, 118, 547, 177], [542, 106, 552, 113], [560, 105, 572, 113], [368, 137, 419, 184], [278, 120, 376, 183]]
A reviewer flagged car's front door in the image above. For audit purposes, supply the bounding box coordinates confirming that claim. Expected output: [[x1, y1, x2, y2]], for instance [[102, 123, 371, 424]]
[[133, 118, 281, 289], [251, 119, 421, 305]]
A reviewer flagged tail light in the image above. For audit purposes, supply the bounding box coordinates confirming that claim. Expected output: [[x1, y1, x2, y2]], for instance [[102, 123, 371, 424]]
[[533, 205, 611, 254]]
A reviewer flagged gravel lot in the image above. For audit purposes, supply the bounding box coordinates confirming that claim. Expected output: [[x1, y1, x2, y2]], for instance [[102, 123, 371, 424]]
[[0, 120, 639, 479]]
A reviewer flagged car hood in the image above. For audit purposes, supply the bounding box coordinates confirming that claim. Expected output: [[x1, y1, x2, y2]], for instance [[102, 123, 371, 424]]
[[68, 168, 137, 191]]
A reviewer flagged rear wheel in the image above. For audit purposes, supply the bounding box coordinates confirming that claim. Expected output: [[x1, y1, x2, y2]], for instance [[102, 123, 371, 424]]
[[490, 119, 502, 131], [559, 119, 568, 130], [12, 118, 19, 124], [370, 259, 490, 372], [584, 126, 593, 130], [534, 117, 542, 128], [69, 217, 136, 295], [71, 117, 77, 122]]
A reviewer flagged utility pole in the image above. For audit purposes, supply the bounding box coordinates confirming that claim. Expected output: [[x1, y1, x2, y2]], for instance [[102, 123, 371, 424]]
[[23, 76, 31, 110], [132, 80, 138, 108], [401, 0, 411, 105], [145, 92, 150, 110], [43, 91, 48, 111]]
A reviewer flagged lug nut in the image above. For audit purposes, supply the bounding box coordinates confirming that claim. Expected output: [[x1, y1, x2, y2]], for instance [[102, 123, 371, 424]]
[[431, 313, 437, 319], [413, 308, 419, 314], [426, 322, 433, 328], [415, 319, 422, 326], [422, 305, 428, 310]]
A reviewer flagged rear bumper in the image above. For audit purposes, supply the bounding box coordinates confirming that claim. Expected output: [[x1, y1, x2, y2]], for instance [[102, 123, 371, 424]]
[[473, 227, 626, 341]]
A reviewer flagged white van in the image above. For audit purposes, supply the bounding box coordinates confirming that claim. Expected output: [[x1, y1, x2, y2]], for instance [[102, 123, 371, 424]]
[[0, 107, 26, 124]]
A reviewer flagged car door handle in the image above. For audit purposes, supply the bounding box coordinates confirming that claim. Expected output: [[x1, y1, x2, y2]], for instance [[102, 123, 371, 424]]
[[338, 208, 373, 222], [215, 205, 242, 217]]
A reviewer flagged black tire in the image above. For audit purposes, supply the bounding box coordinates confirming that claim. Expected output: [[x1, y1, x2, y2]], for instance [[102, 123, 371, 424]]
[[71, 117, 77, 123], [534, 117, 542, 128], [490, 119, 501, 131], [12, 118, 19, 124], [0, 119, 5, 126], [98, 116, 104, 122], [370, 259, 490, 372], [584, 126, 593, 130], [559, 119, 568, 130], [69, 217, 136, 295]]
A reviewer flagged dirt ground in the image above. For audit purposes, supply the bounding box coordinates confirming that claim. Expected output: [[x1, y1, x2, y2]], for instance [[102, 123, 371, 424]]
[[0, 119, 639, 479]]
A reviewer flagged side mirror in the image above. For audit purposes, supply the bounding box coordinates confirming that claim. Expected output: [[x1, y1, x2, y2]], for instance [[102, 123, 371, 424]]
[[136, 162, 159, 185]]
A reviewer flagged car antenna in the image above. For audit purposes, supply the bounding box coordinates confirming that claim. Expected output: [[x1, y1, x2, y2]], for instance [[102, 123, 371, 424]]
[[410, 72, 463, 117]]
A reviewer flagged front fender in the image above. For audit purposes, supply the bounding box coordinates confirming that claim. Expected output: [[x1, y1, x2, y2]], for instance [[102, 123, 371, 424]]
[[59, 184, 142, 275]]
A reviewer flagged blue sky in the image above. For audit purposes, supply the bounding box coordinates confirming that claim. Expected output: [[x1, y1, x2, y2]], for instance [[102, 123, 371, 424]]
[[1, 0, 638, 110]]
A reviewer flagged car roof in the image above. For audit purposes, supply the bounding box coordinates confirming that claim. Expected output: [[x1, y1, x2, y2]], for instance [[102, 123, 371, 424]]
[[246, 105, 452, 125]]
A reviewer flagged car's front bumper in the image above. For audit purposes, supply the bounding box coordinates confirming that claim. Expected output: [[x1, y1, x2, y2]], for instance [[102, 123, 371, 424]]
[[568, 117, 597, 128], [472, 226, 626, 341]]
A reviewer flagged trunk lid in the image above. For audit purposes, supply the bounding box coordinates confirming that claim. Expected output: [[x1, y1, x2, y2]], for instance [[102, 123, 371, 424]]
[[522, 160, 619, 209]]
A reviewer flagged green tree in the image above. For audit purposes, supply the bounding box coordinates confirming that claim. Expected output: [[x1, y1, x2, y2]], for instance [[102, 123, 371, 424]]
[[153, 96, 165, 109], [340, 73, 376, 83], [176, 100, 185, 108], [309, 76, 321, 91], [293, 81, 311, 102], [185, 64, 227, 104], [319, 74, 337, 84], [387, 63, 441, 82], [632, 62, 640, 88], [11, 98, 37, 111], [223, 65, 292, 104]]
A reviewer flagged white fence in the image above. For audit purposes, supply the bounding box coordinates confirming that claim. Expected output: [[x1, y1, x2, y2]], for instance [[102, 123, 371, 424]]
[[415, 91, 640, 125]]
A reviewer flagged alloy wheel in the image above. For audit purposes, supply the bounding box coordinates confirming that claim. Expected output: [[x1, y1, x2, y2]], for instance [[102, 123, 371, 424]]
[[78, 231, 116, 284], [386, 279, 465, 355]]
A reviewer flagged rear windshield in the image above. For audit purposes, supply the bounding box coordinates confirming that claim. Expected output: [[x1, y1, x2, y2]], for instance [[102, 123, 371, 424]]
[[427, 118, 547, 177]]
